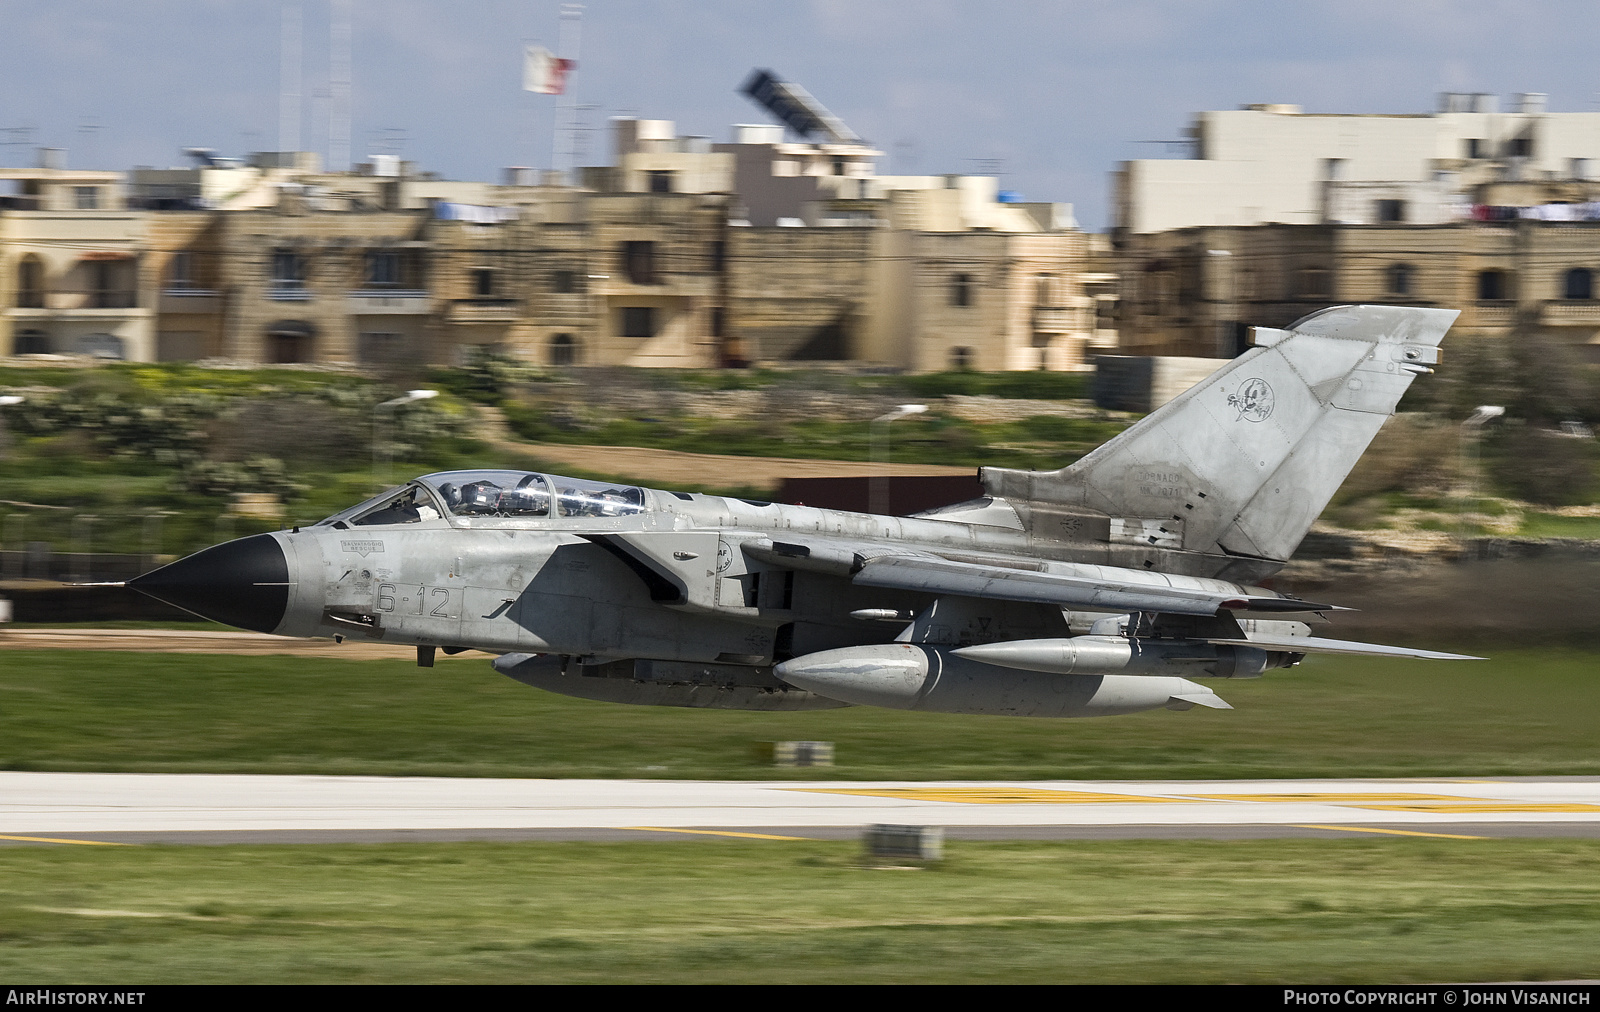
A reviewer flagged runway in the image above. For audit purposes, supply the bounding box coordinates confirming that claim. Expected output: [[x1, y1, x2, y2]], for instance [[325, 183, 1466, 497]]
[[3, 773, 1600, 845]]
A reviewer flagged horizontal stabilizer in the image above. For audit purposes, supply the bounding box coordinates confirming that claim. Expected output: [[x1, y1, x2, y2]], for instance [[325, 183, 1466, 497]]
[[1206, 635, 1484, 660]]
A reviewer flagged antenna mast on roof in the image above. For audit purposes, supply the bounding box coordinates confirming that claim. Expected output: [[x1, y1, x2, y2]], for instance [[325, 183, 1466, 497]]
[[330, 0, 352, 171], [279, 3, 303, 154], [552, 4, 583, 178]]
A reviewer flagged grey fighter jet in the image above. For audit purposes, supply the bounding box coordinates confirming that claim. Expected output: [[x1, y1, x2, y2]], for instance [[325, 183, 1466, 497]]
[[130, 305, 1478, 718]]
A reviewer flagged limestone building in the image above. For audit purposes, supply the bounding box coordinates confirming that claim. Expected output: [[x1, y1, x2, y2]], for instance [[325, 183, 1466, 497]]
[[1115, 93, 1600, 235], [1119, 220, 1600, 361], [7, 112, 1107, 372], [0, 159, 154, 360]]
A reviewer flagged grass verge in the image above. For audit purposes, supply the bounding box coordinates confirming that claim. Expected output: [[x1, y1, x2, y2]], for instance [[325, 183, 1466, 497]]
[[2, 647, 1597, 779], [0, 838, 1596, 983]]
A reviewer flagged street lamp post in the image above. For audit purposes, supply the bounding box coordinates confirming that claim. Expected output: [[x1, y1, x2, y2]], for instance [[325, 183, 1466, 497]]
[[869, 404, 927, 516], [1459, 404, 1505, 535], [372, 389, 439, 491], [0, 394, 23, 458], [0, 396, 22, 578]]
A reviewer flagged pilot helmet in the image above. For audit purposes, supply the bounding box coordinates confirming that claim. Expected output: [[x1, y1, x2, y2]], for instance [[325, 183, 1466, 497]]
[[460, 481, 501, 511]]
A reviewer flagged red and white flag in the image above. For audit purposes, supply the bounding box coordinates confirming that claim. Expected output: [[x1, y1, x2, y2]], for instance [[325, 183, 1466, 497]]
[[523, 46, 574, 94]]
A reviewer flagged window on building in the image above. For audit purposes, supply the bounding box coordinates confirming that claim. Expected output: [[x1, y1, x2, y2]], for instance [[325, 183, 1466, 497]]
[[949, 346, 974, 370], [1237, 269, 1257, 301], [1507, 136, 1534, 158], [366, 250, 401, 288], [471, 268, 495, 297], [550, 268, 577, 294], [73, 186, 100, 209], [621, 306, 656, 338], [708, 240, 726, 273], [14, 329, 49, 354], [832, 156, 847, 176], [1465, 138, 1486, 159], [950, 273, 973, 308], [621, 241, 658, 284], [1323, 158, 1346, 181], [271, 250, 306, 292], [1150, 271, 1175, 312], [1564, 268, 1594, 300], [16, 256, 43, 308], [1573, 158, 1593, 181], [548, 333, 578, 365], [1096, 297, 1117, 326], [1298, 268, 1331, 298], [1387, 263, 1414, 296], [89, 261, 131, 309], [1034, 273, 1057, 306], [647, 170, 674, 194], [166, 251, 194, 290], [1375, 199, 1407, 223], [710, 307, 725, 338], [1477, 269, 1509, 301]]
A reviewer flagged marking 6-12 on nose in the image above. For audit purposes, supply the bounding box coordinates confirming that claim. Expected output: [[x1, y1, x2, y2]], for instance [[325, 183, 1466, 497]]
[[376, 583, 454, 618]]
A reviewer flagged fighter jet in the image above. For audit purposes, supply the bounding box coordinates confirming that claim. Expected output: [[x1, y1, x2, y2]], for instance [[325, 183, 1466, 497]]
[[130, 305, 1478, 718]]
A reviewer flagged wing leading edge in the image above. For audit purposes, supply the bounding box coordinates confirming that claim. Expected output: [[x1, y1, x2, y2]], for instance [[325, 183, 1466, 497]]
[[850, 554, 1337, 616]]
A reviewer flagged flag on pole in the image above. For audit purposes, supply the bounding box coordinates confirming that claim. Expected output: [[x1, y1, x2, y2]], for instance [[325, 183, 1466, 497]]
[[523, 45, 574, 94]]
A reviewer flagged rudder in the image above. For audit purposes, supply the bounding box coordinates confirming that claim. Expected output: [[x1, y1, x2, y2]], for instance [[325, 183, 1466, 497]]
[[979, 305, 1458, 576]]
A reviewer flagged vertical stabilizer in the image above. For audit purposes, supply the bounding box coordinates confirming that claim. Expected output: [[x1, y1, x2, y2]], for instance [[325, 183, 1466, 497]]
[[980, 305, 1458, 572]]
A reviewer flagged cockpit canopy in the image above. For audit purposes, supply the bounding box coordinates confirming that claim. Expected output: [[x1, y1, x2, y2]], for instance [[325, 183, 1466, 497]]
[[424, 470, 645, 519], [323, 470, 648, 527]]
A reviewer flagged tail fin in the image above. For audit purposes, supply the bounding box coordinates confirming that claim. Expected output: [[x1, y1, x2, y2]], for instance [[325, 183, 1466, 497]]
[[980, 305, 1458, 576]]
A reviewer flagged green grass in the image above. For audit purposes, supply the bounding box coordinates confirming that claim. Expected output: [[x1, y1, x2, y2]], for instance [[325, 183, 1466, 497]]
[[0, 838, 1596, 983], [2, 647, 1597, 779], [499, 403, 1127, 471], [1518, 512, 1600, 540]]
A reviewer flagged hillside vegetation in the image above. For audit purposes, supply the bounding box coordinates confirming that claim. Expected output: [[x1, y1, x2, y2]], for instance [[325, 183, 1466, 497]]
[[2, 346, 1597, 559]]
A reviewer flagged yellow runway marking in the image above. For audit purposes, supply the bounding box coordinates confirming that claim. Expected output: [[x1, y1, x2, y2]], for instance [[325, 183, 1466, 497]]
[[625, 827, 811, 841], [1353, 803, 1600, 814], [0, 834, 132, 846], [1296, 824, 1486, 840], [786, 787, 1196, 805], [1189, 793, 1472, 804], [784, 788, 1600, 815]]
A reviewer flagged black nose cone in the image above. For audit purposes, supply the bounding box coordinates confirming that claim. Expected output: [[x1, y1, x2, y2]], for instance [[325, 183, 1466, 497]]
[[129, 534, 290, 633]]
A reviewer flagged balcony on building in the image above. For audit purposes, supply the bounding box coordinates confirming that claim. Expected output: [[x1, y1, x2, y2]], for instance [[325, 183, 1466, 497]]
[[1031, 306, 1077, 334], [268, 249, 311, 301], [12, 289, 139, 312], [12, 253, 142, 317], [447, 262, 519, 323], [347, 247, 430, 313], [159, 251, 223, 314], [1542, 300, 1600, 325], [347, 289, 431, 314]]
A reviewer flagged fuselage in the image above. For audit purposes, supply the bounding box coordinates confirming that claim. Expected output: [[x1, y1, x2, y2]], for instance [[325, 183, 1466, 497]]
[[168, 469, 1276, 666]]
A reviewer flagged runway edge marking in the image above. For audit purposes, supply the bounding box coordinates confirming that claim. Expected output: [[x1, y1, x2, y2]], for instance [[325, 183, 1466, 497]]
[[1294, 824, 1486, 840], [625, 827, 813, 841], [0, 834, 134, 847]]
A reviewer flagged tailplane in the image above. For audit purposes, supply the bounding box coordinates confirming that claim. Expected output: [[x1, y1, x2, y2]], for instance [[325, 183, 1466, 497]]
[[979, 305, 1458, 579]]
